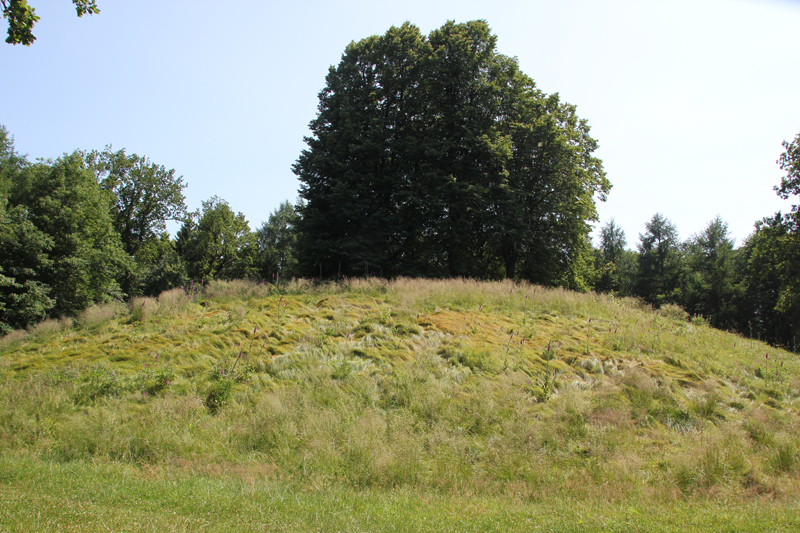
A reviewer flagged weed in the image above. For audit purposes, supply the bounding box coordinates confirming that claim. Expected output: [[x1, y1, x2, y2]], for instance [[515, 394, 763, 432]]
[[131, 365, 175, 396], [130, 297, 158, 322], [72, 364, 123, 405]]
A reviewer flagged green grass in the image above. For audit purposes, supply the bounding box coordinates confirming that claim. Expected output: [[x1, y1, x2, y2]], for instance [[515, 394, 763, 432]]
[[2, 457, 799, 533], [1, 277, 799, 530]]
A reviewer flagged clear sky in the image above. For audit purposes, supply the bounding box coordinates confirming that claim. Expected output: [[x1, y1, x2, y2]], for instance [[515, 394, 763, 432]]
[[2, 0, 799, 249]]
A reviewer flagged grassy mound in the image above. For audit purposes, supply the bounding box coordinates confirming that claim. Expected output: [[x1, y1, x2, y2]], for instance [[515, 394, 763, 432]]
[[1, 278, 799, 530]]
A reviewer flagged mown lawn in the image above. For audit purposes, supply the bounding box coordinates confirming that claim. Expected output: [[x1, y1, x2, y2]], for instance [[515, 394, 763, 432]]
[[2, 458, 798, 533]]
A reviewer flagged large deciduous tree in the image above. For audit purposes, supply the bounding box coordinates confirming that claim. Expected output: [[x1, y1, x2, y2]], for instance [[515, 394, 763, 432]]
[[739, 131, 800, 347], [737, 218, 793, 345], [4, 149, 129, 319], [294, 21, 609, 287], [84, 147, 186, 296], [774, 132, 800, 336], [86, 146, 186, 259], [0, 195, 54, 333]]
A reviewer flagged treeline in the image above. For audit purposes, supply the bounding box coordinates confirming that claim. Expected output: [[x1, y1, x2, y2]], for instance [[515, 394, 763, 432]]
[[1, 122, 799, 351], [593, 206, 799, 349], [2, 20, 799, 353], [593, 131, 800, 349], [0, 125, 297, 335]]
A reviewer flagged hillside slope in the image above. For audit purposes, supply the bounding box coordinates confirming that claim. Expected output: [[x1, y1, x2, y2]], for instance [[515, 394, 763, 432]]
[[1, 278, 799, 504]]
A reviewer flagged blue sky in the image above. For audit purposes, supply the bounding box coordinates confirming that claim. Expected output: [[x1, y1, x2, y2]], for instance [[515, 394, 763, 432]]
[[2, 0, 799, 249]]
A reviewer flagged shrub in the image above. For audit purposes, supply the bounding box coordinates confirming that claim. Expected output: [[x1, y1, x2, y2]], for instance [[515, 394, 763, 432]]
[[204, 377, 234, 411], [204, 361, 250, 411], [131, 365, 175, 396]]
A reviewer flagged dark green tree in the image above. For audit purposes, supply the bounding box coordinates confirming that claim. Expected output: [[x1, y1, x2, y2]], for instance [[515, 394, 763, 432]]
[[0, 126, 54, 332], [594, 219, 636, 295], [636, 213, 682, 306], [295, 21, 609, 285], [735, 132, 800, 348], [0, 196, 55, 333], [773, 132, 800, 332], [256, 200, 299, 280], [136, 232, 187, 296], [736, 218, 794, 345], [295, 23, 432, 279], [2, 0, 98, 45], [681, 216, 741, 328], [177, 197, 256, 282]]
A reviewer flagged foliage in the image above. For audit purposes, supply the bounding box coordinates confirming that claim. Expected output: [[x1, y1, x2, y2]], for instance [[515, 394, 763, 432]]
[[2, 0, 99, 45], [737, 214, 795, 346], [594, 219, 636, 295], [0, 198, 54, 333], [8, 152, 130, 317], [636, 213, 682, 306], [1, 128, 130, 329], [176, 196, 257, 282], [732, 132, 800, 348], [126, 231, 187, 296], [71, 363, 122, 405], [776, 131, 800, 210], [86, 146, 186, 259], [772, 132, 800, 336], [295, 21, 609, 286], [255, 200, 299, 280], [681, 216, 742, 329]]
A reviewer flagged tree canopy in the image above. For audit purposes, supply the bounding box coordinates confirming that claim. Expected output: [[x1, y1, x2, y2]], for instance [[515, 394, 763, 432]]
[[176, 196, 256, 282], [636, 213, 681, 306], [256, 200, 299, 280], [0, 134, 129, 332], [294, 21, 609, 287], [86, 146, 186, 259]]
